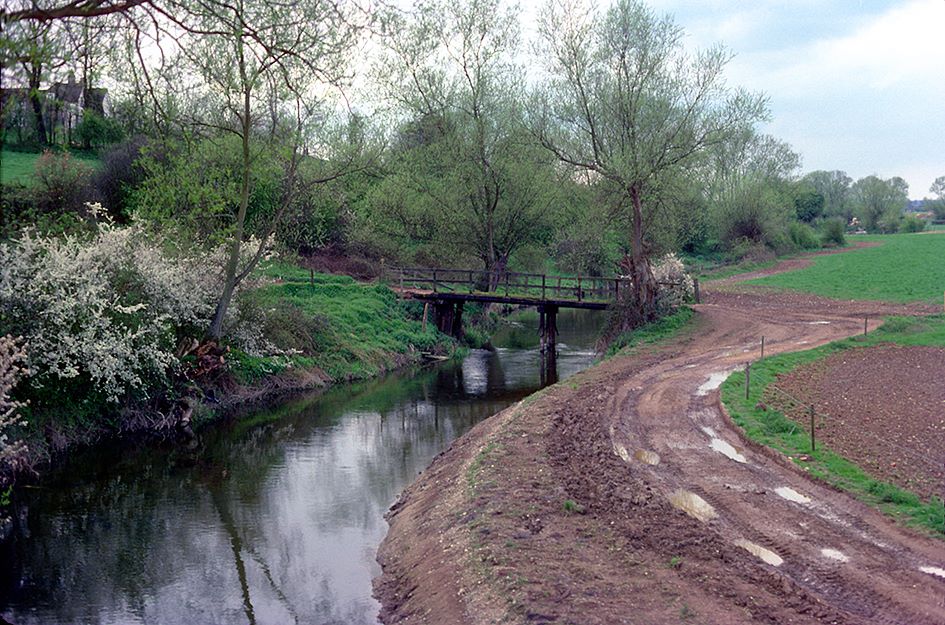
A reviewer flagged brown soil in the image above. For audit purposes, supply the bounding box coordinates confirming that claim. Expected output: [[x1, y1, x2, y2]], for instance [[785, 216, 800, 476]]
[[771, 344, 945, 501], [375, 249, 945, 625]]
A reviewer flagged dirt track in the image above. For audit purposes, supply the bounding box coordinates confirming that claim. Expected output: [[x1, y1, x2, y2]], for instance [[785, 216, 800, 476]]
[[375, 262, 945, 624]]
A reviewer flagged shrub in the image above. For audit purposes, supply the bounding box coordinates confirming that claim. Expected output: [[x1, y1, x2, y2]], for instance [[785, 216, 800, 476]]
[[75, 110, 124, 150], [0, 335, 28, 476], [93, 136, 147, 221], [898, 214, 926, 233], [32, 151, 95, 217], [0, 218, 227, 403], [788, 221, 821, 250], [820, 218, 846, 246], [715, 181, 794, 253], [652, 253, 695, 312], [876, 210, 903, 234]]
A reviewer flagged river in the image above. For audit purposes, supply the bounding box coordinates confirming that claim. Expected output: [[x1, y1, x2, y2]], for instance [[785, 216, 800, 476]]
[[0, 309, 603, 625]]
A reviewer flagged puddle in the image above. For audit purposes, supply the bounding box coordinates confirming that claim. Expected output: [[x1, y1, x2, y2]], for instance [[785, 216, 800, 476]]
[[613, 442, 631, 462], [709, 438, 747, 463], [775, 487, 811, 504], [695, 370, 733, 396], [735, 539, 783, 566], [633, 449, 661, 465], [669, 490, 717, 522], [919, 566, 945, 578], [821, 548, 849, 562]]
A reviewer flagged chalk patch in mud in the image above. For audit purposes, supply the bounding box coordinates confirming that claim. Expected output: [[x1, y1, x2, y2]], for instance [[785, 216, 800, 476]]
[[735, 539, 783, 566], [709, 438, 747, 463], [920, 566, 945, 578], [807, 321, 831, 325], [701, 426, 717, 437], [821, 548, 848, 562], [696, 370, 733, 396], [633, 449, 660, 465], [613, 442, 631, 463], [669, 490, 717, 522], [775, 486, 811, 504]]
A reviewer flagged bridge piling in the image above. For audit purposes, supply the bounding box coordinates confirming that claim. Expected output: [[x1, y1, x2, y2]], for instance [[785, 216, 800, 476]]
[[433, 300, 465, 339], [538, 304, 558, 354]]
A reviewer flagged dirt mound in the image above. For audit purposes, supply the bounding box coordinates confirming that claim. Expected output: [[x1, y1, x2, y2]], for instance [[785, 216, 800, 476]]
[[771, 344, 945, 501]]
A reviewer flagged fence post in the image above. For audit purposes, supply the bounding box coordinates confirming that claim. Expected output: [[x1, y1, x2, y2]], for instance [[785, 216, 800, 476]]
[[578, 276, 582, 302], [310, 268, 314, 288], [542, 274, 546, 300], [469, 270, 473, 293], [809, 404, 816, 452], [745, 362, 751, 400], [864, 316, 868, 336], [693, 278, 701, 304], [761, 336, 765, 360], [433, 269, 438, 293]]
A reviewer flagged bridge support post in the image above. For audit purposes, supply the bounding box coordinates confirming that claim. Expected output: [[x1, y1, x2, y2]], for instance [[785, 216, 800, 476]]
[[538, 304, 558, 354], [433, 300, 464, 339], [433, 301, 452, 335], [450, 301, 464, 339], [540, 348, 558, 387]]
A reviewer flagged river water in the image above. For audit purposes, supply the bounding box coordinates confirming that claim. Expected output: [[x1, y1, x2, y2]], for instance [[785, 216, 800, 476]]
[[0, 309, 603, 625]]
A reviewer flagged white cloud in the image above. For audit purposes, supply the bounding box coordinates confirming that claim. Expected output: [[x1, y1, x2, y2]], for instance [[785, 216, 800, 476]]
[[743, 0, 945, 94]]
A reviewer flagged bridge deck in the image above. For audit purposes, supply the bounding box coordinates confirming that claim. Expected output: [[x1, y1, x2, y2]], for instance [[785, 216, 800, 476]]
[[386, 266, 640, 308], [393, 288, 612, 310]]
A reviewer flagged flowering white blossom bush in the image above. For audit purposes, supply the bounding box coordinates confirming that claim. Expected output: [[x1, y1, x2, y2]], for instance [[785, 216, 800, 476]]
[[652, 253, 695, 311], [0, 335, 28, 469], [0, 217, 229, 402]]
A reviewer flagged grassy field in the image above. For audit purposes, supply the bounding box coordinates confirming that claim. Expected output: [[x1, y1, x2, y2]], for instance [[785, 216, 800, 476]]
[[721, 315, 945, 536], [231, 263, 449, 383], [0, 148, 101, 186], [746, 233, 945, 304]]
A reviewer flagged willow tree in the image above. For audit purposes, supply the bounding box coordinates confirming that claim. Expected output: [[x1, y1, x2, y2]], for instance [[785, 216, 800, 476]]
[[533, 0, 767, 323], [375, 0, 557, 288], [119, 0, 365, 339]]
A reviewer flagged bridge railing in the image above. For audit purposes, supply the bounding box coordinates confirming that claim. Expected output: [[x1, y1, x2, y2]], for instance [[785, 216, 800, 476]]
[[386, 266, 641, 303]]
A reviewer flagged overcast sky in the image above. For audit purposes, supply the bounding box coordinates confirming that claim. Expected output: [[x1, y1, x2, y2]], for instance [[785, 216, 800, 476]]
[[521, 0, 945, 199]]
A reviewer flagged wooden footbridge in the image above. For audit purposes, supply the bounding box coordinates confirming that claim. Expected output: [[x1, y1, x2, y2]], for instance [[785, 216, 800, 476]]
[[385, 267, 696, 353]]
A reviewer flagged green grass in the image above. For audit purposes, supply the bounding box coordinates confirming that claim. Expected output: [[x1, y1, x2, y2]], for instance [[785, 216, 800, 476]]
[[746, 233, 945, 304], [721, 315, 945, 536], [1, 148, 102, 186], [606, 307, 695, 357], [232, 262, 450, 383]]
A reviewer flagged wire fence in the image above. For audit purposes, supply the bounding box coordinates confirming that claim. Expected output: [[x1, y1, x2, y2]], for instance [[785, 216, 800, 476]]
[[761, 380, 942, 475]]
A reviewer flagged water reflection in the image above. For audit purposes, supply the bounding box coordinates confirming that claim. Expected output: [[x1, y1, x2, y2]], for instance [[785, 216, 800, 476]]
[[0, 309, 603, 625]]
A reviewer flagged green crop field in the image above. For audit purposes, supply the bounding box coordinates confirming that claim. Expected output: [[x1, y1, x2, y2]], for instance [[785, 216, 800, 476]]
[[0, 149, 102, 186], [746, 233, 945, 304]]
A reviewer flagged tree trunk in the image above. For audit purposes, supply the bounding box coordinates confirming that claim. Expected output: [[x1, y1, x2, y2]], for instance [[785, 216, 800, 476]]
[[628, 185, 657, 321], [27, 65, 48, 146], [207, 51, 252, 340]]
